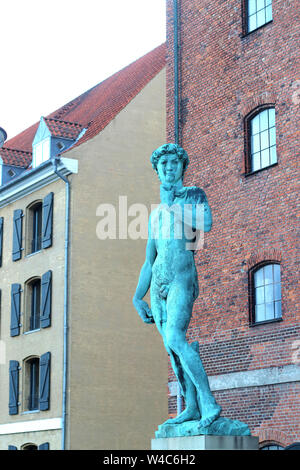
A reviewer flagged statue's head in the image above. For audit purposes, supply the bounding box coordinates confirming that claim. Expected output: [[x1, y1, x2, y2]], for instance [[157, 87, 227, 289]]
[[150, 144, 189, 181]]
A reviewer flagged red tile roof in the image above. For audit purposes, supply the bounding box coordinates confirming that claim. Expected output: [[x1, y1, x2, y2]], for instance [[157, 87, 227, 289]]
[[2, 43, 166, 166], [44, 118, 84, 140], [0, 147, 32, 168]]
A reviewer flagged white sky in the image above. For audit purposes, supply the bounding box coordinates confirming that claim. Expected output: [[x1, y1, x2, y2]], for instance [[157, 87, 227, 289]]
[[0, 0, 166, 141]]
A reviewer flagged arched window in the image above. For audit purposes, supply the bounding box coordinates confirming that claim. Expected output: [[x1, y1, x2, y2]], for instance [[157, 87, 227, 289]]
[[260, 443, 284, 450], [247, 0, 273, 33], [23, 356, 40, 412], [22, 443, 38, 450], [245, 106, 277, 174], [24, 277, 41, 332], [250, 263, 282, 324]]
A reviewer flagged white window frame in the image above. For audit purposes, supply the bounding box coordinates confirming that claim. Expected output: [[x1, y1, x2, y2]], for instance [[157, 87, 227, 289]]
[[33, 138, 50, 168]]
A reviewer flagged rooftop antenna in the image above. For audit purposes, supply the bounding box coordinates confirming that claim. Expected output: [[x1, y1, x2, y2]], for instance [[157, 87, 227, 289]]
[[0, 127, 7, 148]]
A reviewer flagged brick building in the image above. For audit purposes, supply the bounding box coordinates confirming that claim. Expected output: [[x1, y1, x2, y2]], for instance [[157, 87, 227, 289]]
[[166, 0, 299, 448]]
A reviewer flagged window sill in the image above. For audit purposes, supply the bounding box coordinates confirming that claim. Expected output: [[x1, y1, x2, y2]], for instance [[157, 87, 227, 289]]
[[21, 409, 40, 415], [242, 20, 273, 38], [25, 249, 42, 258], [23, 328, 41, 335], [244, 162, 278, 178], [250, 317, 282, 327]]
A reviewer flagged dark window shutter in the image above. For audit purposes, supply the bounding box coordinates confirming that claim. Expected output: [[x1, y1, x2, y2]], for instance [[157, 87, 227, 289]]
[[42, 193, 54, 249], [9, 360, 19, 415], [0, 217, 3, 267], [10, 284, 21, 337], [12, 209, 23, 261], [38, 442, 49, 450], [8, 445, 18, 450], [40, 271, 52, 328], [39, 352, 51, 411]]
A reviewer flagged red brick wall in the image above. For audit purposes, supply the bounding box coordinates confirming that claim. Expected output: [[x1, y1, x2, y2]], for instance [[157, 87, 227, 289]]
[[166, 0, 300, 446]]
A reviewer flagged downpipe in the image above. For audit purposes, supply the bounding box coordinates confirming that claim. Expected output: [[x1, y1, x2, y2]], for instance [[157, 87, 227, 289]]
[[52, 157, 70, 450]]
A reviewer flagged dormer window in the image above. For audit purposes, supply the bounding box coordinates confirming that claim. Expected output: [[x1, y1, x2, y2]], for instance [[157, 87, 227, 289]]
[[32, 117, 84, 168], [33, 138, 50, 168]]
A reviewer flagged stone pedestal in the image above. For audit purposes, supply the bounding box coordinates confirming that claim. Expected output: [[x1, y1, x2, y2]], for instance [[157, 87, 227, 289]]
[[151, 435, 259, 450]]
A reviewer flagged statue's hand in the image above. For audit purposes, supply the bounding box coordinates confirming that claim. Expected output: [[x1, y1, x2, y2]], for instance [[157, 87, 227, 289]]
[[160, 184, 176, 206], [133, 297, 155, 324]]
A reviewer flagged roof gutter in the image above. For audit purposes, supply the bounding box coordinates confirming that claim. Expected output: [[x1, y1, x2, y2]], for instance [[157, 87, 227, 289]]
[[173, 0, 180, 144], [52, 157, 70, 450]]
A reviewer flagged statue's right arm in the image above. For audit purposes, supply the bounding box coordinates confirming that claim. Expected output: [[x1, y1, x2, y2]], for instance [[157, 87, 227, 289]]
[[132, 214, 157, 324]]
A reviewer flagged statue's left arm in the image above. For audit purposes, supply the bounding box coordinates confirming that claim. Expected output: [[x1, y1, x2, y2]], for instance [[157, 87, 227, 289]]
[[185, 187, 213, 233]]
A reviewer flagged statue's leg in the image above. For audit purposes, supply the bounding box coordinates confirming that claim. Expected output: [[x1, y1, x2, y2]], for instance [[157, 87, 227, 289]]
[[150, 283, 200, 423], [165, 281, 221, 427], [161, 328, 201, 424]]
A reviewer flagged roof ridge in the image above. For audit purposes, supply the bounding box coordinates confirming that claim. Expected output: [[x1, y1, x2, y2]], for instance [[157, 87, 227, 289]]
[[44, 117, 83, 126]]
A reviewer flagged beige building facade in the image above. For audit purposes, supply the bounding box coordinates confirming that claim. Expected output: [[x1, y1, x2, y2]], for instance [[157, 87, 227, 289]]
[[0, 45, 167, 449]]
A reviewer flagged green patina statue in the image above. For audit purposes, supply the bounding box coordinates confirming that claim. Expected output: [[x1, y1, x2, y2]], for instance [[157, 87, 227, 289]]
[[133, 143, 250, 438]]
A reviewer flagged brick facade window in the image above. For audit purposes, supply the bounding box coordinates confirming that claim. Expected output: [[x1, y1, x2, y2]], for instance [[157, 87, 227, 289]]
[[250, 262, 282, 325], [245, 105, 277, 174], [260, 443, 284, 450], [247, 0, 273, 33]]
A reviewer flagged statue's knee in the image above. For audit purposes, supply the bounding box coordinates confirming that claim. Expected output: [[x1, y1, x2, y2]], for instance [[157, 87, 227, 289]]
[[165, 332, 181, 353]]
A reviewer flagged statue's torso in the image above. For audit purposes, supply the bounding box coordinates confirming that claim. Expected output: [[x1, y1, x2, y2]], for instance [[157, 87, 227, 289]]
[[149, 186, 204, 294]]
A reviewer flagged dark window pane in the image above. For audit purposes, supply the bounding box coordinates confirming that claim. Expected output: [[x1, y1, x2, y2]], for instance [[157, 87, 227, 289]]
[[30, 281, 41, 331], [31, 204, 42, 253], [28, 359, 39, 410]]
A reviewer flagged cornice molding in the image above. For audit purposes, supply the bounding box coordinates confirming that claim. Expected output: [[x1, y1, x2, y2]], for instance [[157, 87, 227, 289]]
[[0, 158, 78, 208]]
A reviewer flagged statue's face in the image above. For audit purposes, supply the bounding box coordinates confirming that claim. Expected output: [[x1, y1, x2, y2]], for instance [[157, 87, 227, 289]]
[[157, 153, 183, 185]]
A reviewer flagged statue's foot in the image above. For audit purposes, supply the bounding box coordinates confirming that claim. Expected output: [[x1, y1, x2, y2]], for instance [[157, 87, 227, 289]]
[[162, 407, 201, 426], [199, 404, 222, 428]]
